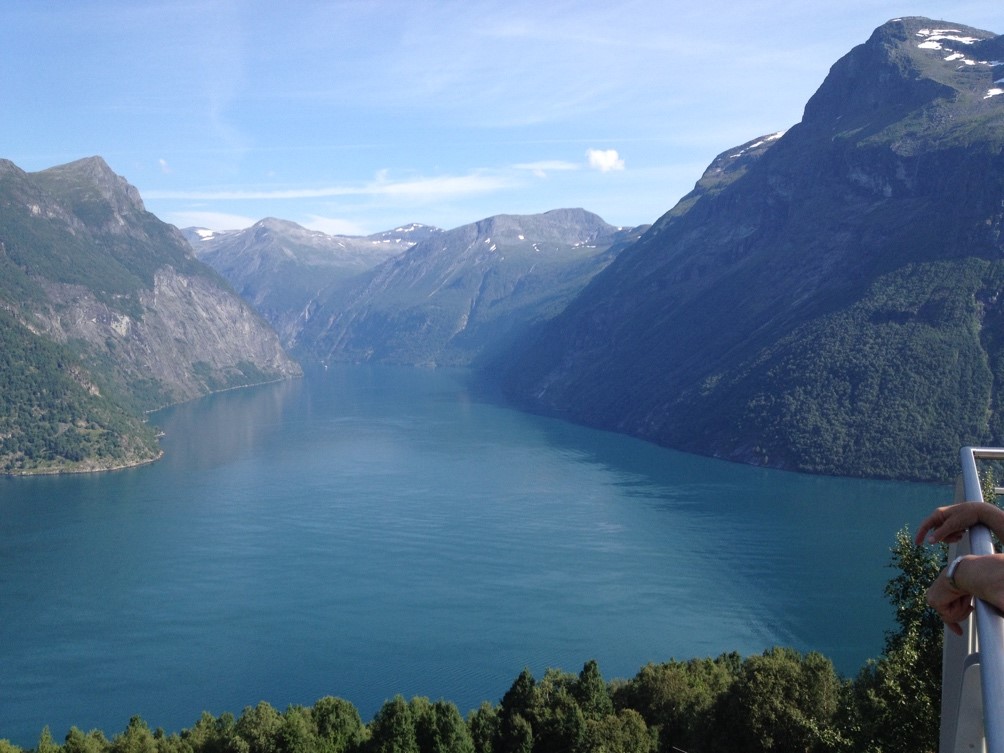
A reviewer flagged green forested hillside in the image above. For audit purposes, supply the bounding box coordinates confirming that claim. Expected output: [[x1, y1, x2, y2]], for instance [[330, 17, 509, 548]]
[[495, 18, 1004, 482], [0, 309, 159, 474], [652, 259, 1004, 481], [0, 156, 299, 475], [0, 158, 210, 313]]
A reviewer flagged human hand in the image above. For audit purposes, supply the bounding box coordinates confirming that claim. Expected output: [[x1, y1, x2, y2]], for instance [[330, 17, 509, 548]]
[[926, 569, 974, 636], [914, 502, 983, 546]]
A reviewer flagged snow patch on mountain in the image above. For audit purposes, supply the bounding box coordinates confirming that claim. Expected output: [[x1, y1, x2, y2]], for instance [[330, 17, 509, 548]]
[[914, 27, 1003, 99], [916, 28, 981, 47]]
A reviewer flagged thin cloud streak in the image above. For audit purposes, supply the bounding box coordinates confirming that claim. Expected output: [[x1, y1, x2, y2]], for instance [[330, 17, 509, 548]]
[[144, 172, 518, 202], [513, 160, 580, 172]]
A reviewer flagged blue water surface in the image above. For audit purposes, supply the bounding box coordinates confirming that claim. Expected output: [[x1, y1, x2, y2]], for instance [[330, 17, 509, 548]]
[[0, 365, 947, 745]]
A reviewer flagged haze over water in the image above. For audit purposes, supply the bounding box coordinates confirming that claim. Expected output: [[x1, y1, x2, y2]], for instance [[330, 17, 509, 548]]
[[0, 365, 946, 746]]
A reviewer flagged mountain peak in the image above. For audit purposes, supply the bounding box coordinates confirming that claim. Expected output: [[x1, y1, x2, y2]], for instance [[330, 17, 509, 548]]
[[494, 17, 1004, 482], [470, 208, 617, 246], [800, 17, 1000, 135], [34, 155, 146, 214], [257, 217, 306, 232]]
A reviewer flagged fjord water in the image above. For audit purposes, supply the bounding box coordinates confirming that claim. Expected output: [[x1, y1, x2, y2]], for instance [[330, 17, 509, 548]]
[[0, 365, 945, 745]]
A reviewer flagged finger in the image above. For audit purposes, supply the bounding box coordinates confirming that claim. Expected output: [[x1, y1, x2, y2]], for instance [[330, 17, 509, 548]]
[[916, 509, 949, 544], [915, 519, 937, 545], [918, 521, 945, 545]]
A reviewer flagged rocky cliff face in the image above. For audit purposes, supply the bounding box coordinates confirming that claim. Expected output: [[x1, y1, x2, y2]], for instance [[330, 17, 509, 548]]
[[495, 18, 1004, 482], [37, 266, 300, 406], [0, 156, 300, 473]]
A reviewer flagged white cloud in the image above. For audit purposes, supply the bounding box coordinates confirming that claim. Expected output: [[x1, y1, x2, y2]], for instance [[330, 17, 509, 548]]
[[165, 210, 257, 231], [303, 215, 371, 236], [586, 148, 625, 172], [370, 171, 516, 199], [158, 158, 171, 174]]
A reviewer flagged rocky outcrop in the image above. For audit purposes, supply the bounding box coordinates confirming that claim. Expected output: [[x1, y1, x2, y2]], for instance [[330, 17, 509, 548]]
[[36, 266, 299, 407]]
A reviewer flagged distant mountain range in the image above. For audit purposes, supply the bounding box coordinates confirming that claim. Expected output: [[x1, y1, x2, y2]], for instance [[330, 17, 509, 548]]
[[6, 17, 1003, 482], [183, 219, 442, 346], [188, 209, 646, 367]]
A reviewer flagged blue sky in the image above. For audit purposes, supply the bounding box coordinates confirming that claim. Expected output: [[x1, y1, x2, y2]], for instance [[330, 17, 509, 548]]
[[3, 2, 1001, 235]]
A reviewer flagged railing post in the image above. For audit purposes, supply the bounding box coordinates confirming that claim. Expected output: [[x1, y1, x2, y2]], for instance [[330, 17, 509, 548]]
[[940, 448, 1004, 753], [940, 475, 980, 753]]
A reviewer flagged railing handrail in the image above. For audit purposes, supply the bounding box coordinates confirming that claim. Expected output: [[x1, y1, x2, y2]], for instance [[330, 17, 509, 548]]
[[942, 447, 1004, 753]]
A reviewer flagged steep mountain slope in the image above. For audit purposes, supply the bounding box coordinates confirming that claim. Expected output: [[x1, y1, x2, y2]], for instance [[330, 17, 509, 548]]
[[0, 157, 300, 474], [299, 208, 648, 367], [495, 18, 1004, 482], [185, 219, 438, 346]]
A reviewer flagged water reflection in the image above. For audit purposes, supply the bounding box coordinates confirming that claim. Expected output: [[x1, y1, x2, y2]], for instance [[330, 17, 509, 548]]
[[151, 377, 304, 471]]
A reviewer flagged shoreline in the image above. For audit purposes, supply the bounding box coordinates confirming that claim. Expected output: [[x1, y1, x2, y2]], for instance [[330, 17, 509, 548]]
[[2, 450, 165, 478], [4, 374, 301, 478]]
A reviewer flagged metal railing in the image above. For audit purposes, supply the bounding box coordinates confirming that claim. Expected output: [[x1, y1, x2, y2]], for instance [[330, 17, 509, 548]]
[[940, 447, 1004, 753]]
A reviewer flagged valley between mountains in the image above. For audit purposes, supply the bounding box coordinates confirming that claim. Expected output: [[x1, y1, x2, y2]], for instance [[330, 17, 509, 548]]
[[3, 16, 1004, 482]]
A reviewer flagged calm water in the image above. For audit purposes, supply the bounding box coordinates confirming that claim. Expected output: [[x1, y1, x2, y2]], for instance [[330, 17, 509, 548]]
[[0, 365, 946, 745]]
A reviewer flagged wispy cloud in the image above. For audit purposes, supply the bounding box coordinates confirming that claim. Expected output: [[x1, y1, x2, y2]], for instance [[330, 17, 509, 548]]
[[586, 149, 625, 172], [165, 210, 259, 231], [513, 160, 580, 178], [144, 170, 517, 202], [303, 215, 371, 236]]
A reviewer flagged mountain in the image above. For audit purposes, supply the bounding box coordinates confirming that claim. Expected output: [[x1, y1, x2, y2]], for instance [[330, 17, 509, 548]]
[[494, 18, 1004, 482], [185, 219, 440, 346], [298, 208, 648, 367], [0, 157, 300, 474]]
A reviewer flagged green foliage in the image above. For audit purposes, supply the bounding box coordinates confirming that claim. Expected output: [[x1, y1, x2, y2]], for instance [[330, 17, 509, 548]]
[[734, 260, 1000, 481], [0, 159, 212, 303], [612, 655, 736, 752], [0, 309, 160, 474], [842, 529, 944, 753], [711, 648, 845, 753], [845, 631, 939, 753], [883, 528, 945, 659], [411, 699, 473, 753], [233, 703, 284, 753], [109, 718, 156, 753], [35, 729, 58, 753], [466, 704, 498, 753], [311, 698, 366, 753], [580, 710, 651, 753]]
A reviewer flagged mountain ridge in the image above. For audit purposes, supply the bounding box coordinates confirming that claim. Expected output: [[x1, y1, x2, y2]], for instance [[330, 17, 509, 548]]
[[186, 218, 442, 346], [296, 208, 648, 367], [490, 16, 1004, 482], [0, 156, 300, 474]]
